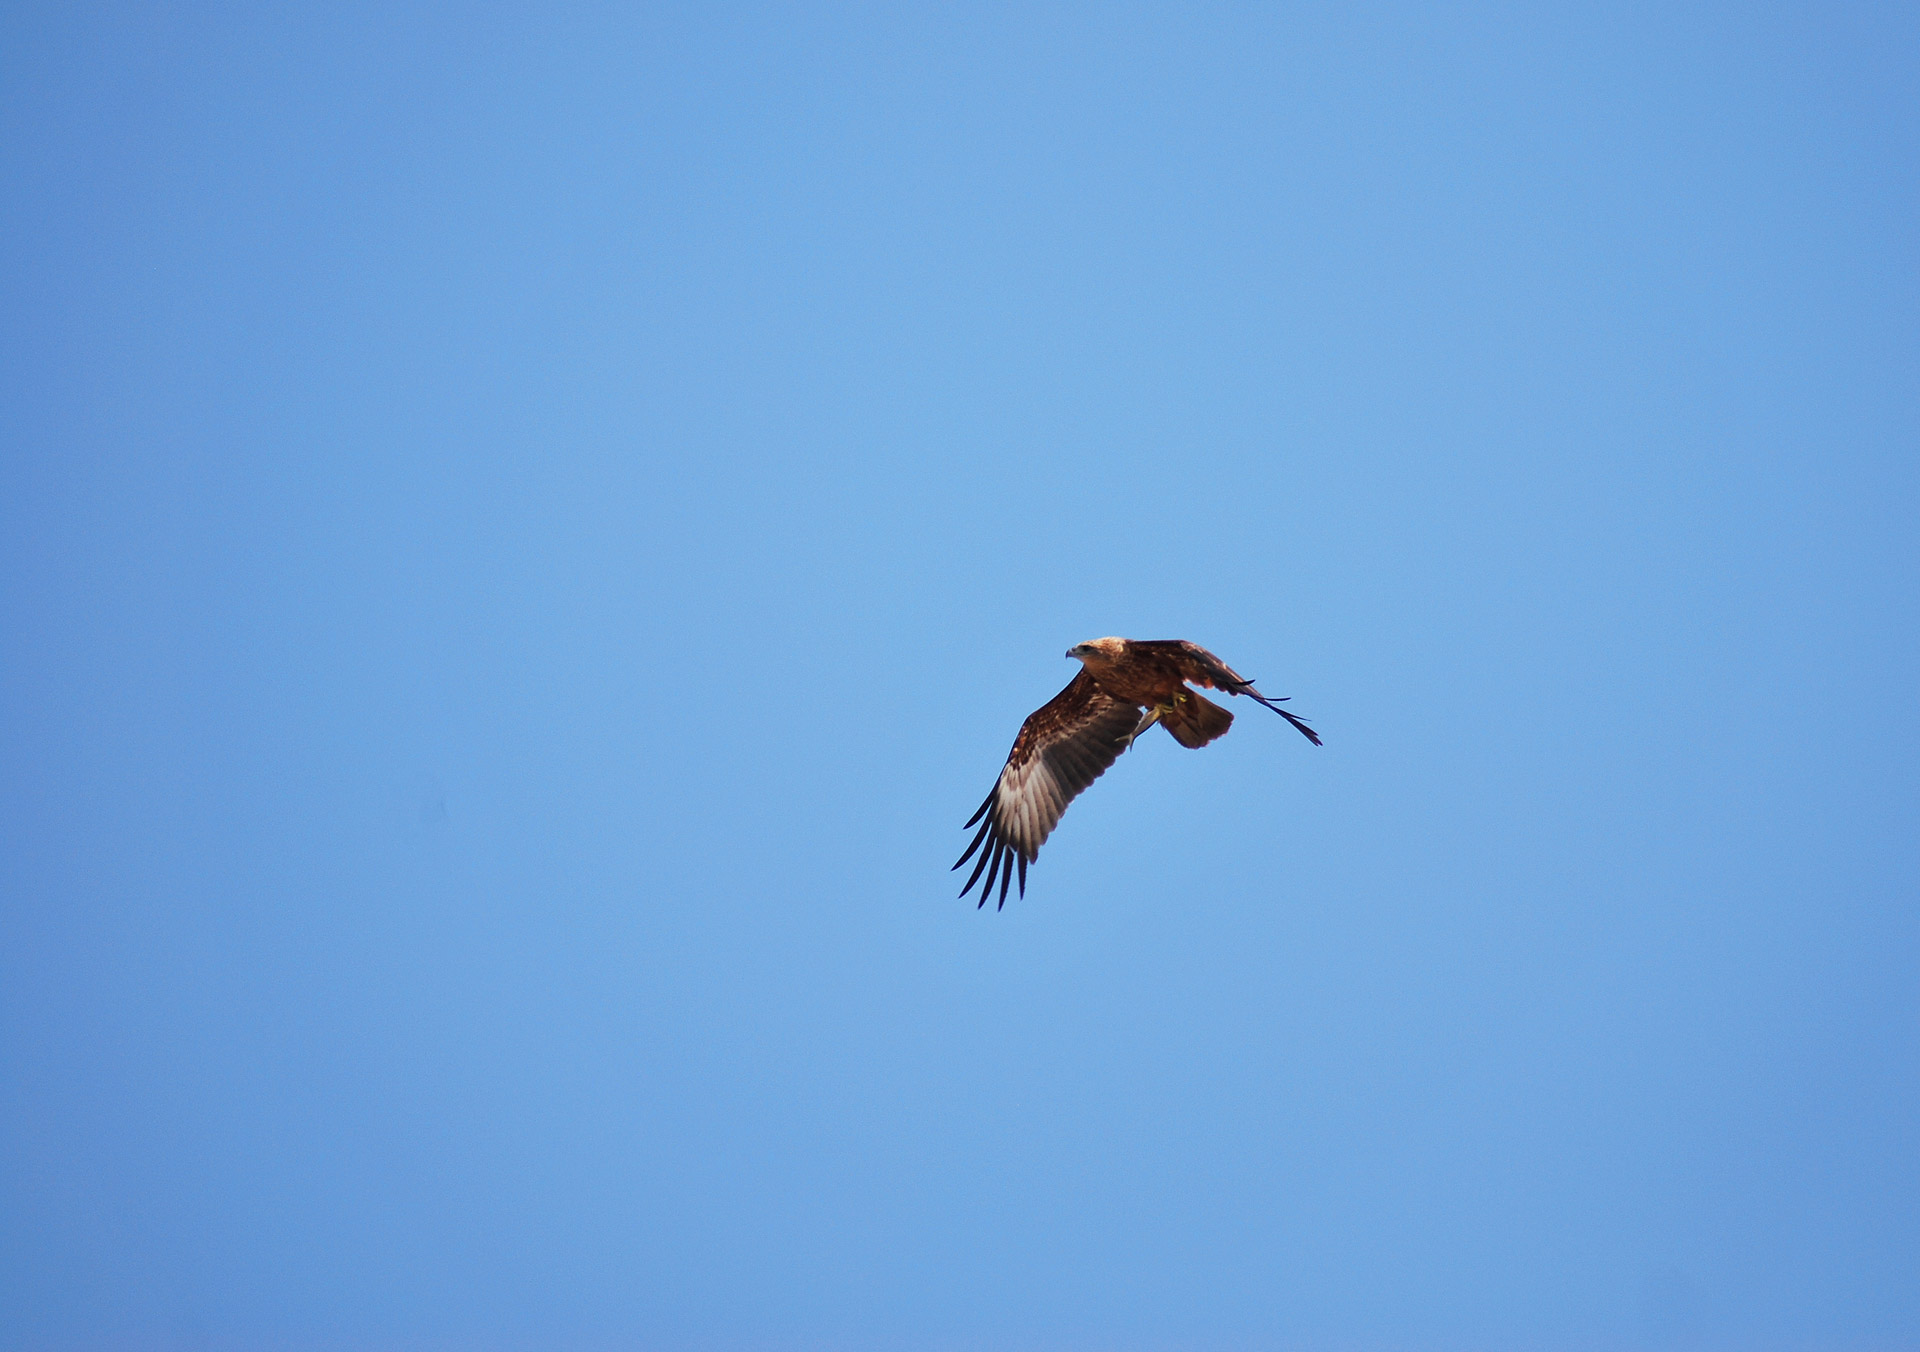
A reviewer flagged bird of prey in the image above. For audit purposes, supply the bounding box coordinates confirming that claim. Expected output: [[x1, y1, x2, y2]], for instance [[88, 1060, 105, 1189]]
[[955, 638, 1321, 908]]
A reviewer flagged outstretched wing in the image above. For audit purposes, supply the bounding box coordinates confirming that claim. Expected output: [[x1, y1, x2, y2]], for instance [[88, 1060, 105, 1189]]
[[1131, 639, 1323, 746], [953, 671, 1145, 909]]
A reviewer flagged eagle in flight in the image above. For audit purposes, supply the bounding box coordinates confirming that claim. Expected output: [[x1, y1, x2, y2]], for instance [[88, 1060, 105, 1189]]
[[955, 638, 1320, 908]]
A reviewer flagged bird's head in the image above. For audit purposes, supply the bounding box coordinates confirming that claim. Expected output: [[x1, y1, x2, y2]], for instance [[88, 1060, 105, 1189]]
[[1066, 637, 1124, 664]]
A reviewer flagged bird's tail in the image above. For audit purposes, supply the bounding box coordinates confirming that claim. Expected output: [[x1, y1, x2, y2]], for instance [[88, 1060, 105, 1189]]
[[1160, 691, 1233, 748]]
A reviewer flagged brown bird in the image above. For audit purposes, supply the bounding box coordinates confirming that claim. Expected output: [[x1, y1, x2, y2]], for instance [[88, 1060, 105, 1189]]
[[955, 638, 1321, 907]]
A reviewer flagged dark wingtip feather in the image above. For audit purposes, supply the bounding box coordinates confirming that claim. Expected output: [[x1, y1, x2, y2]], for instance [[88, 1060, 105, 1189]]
[[952, 814, 993, 871], [959, 827, 997, 898], [1279, 708, 1323, 745], [1016, 851, 1027, 897], [1241, 687, 1322, 746], [980, 837, 1006, 905]]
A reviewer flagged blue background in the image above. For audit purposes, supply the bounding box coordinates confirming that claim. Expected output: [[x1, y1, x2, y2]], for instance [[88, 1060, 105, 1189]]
[[4, 4, 1916, 1348]]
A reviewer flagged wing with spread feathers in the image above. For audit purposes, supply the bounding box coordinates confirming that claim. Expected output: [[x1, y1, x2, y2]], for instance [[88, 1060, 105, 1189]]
[[953, 671, 1145, 908]]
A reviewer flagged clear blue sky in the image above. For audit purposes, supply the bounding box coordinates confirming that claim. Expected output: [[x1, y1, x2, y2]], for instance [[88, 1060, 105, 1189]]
[[3, 4, 1916, 1349]]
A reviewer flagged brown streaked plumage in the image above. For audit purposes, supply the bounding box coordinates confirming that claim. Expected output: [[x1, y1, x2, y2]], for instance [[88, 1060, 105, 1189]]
[[954, 638, 1321, 908]]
